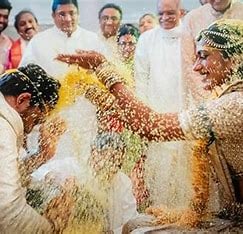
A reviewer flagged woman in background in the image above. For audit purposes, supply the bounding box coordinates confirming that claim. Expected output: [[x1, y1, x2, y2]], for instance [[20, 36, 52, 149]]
[[117, 23, 140, 77], [138, 13, 158, 34]]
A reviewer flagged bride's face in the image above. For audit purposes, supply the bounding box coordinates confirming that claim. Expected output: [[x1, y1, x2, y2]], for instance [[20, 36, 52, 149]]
[[193, 42, 232, 91]]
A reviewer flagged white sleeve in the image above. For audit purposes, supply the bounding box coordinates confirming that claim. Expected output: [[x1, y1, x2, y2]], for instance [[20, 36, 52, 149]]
[[134, 35, 150, 102], [113, 173, 138, 234], [0, 120, 53, 233], [92, 34, 107, 54], [19, 39, 39, 67]]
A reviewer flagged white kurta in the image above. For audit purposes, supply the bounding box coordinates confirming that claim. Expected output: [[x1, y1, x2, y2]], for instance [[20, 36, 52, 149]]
[[31, 97, 97, 185], [134, 25, 192, 207], [90, 172, 138, 234], [0, 93, 52, 233], [135, 25, 182, 113], [97, 31, 120, 63], [109, 172, 138, 234], [20, 26, 103, 77], [183, 1, 243, 44]]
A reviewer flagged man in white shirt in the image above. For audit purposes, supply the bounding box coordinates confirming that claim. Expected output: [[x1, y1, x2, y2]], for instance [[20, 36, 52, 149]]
[[97, 3, 122, 62], [134, 0, 192, 208], [20, 0, 102, 77]]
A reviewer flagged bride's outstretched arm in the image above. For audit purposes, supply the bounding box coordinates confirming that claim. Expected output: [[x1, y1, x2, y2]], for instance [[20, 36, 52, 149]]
[[109, 83, 185, 141], [56, 51, 185, 142]]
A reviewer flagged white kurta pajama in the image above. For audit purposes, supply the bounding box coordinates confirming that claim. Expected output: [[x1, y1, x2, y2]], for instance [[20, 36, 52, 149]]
[[134, 25, 193, 208], [135, 25, 182, 113], [0, 93, 53, 233], [97, 31, 120, 63]]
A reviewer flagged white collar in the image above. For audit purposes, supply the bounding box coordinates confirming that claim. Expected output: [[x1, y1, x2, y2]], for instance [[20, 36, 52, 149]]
[[53, 25, 82, 38], [0, 92, 24, 143], [97, 30, 117, 42], [158, 23, 182, 38]]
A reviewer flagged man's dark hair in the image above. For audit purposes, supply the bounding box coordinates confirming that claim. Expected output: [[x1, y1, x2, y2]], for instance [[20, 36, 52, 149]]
[[117, 24, 140, 42], [0, 64, 60, 110], [0, 0, 12, 12], [98, 3, 122, 20], [14, 9, 38, 31], [52, 0, 78, 13]]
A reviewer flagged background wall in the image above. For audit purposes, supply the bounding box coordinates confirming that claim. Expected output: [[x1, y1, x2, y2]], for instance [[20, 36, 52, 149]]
[[6, 0, 201, 38], [6, 0, 243, 37]]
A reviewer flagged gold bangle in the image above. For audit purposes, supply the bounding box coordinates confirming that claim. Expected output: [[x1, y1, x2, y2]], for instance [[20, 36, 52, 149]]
[[85, 85, 116, 111], [95, 62, 124, 90]]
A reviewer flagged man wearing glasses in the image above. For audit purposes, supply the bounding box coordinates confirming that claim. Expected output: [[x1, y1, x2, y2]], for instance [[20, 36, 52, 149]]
[[20, 0, 102, 77]]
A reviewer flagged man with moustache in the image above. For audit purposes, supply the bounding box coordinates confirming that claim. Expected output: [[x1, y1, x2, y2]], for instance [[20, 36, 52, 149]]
[[20, 0, 101, 77], [8, 10, 39, 69], [0, 0, 12, 73], [134, 0, 191, 209], [98, 3, 122, 61]]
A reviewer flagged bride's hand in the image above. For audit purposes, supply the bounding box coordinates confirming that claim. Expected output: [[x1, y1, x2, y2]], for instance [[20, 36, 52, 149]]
[[56, 50, 123, 90], [56, 50, 107, 71]]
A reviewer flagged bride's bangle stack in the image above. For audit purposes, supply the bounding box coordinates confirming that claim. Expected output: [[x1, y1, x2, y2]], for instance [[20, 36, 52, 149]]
[[95, 62, 124, 90], [85, 85, 116, 112]]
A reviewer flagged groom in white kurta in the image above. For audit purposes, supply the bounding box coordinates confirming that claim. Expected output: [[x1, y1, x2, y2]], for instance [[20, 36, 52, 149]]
[[134, 0, 192, 208]]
